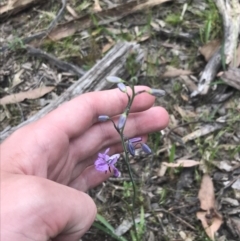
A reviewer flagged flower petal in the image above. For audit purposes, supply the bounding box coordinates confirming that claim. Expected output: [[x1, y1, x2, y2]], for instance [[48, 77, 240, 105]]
[[95, 159, 109, 172], [104, 148, 110, 155], [129, 137, 142, 143], [108, 154, 120, 165], [127, 141, 135, 156], [141, 143, 152, 154], [112, 166, 121, 177]]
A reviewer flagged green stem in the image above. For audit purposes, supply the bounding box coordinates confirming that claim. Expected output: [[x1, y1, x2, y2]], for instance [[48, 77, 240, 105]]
[[119, 85, 139, 241], [120, 135, 138, 241]]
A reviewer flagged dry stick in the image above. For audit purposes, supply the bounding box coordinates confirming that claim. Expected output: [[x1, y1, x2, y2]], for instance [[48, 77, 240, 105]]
[[0, 42, 144, 142], [43, 0, 67, 38], [153, 208, 196, 231], [191, 0, 240, 97], [26, 45, 85, 76]]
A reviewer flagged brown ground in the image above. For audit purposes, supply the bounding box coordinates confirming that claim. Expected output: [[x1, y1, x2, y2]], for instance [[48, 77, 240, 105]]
[[0, 1, 240, 241]]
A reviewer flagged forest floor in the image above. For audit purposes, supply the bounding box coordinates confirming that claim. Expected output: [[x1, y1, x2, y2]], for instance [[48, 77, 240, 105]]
[[0, 0, 240, 241]]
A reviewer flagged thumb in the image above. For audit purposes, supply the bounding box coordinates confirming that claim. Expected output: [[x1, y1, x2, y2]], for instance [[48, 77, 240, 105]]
[[43, 179, 97, 241], [2, 174, 96, 241]]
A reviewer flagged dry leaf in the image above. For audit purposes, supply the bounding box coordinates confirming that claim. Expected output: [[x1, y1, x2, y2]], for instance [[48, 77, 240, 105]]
[[196, 211, 223, 240], [180, 75, 198, 92], [198, 175, 215, 210], [66, 4, 79, 18], [174, 105, 196, 118], [93, 0, 102, 12], [199, 39, 221, 61], [162, 66, 192, 78], [102, 42, 115, 53], [158, 164, 168, 177], [11, 69, 24, 88], [0, 86, 55, 105], [162, 160, 200, 168], [182, 124, 223, 143], [197, 175, 223, 240], [47, 0, 170, 41], [133, 0, 170, 11]]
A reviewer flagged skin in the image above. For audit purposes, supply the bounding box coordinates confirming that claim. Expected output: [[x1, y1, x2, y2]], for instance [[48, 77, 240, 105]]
[[0, 86, 169, 241]]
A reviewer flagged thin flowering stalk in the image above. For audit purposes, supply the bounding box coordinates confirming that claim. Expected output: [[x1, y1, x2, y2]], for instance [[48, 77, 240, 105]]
[[120, 130, 138, 239], [95, 79, 164, 241], [115, 84, 140, 240]]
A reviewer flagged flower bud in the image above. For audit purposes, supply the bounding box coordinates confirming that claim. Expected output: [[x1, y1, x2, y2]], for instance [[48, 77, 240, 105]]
[[141, 143, 152, 154], [127, 141, 135, 156], [98, 115, 110, 122], [117, 83, 127, 93], [148, 88, 166, 97], [117, 112, 127, 129], [106, 76, 123, 83]]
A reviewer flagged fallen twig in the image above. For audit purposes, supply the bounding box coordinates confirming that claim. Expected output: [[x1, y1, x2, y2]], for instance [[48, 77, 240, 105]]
[[43, 0, 67, 39], [191, 0, 240, 97], [26, 45, 85, 76], [153, 208, 196, 231]]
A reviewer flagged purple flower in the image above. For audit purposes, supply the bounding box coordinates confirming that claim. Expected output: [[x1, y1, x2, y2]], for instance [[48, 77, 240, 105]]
[[126, 137, 142, 156], [129, 137, 142, 143], [95, 148, 121, 177], [126, 137, 152, 156], [127, 141, 135, 156], [141, 143, 152, 154]]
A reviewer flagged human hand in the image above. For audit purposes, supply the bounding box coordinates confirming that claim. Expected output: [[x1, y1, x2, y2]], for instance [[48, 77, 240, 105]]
[[1, 86, 169, 241]]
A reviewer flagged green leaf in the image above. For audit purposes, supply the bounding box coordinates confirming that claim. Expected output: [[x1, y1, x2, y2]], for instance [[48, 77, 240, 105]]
[[96, 214, 115, 232], [93, 222, 128, 241]]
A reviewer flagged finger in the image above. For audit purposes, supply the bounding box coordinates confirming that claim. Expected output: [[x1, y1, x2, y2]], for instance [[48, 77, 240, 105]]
[[36, 177, 96, 241], [40, 86, 155, 139], [2, 174, 96, 241], [69, 106, 168, 163], [69, 165, 114, 192]]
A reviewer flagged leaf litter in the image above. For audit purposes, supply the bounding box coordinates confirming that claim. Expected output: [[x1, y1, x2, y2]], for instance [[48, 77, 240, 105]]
[[1, 0, 240, 240], [197, 175, 223, 241]]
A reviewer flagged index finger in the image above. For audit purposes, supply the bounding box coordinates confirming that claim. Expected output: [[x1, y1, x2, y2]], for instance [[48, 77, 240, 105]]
[[40, 86, 155, 139]]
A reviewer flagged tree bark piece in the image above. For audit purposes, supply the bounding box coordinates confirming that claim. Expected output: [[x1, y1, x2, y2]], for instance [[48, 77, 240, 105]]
[[191, 0, 240, 97], [220, 67, 240, 90], [0, 0, 44, 18], [0, 42, 144, 142]]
